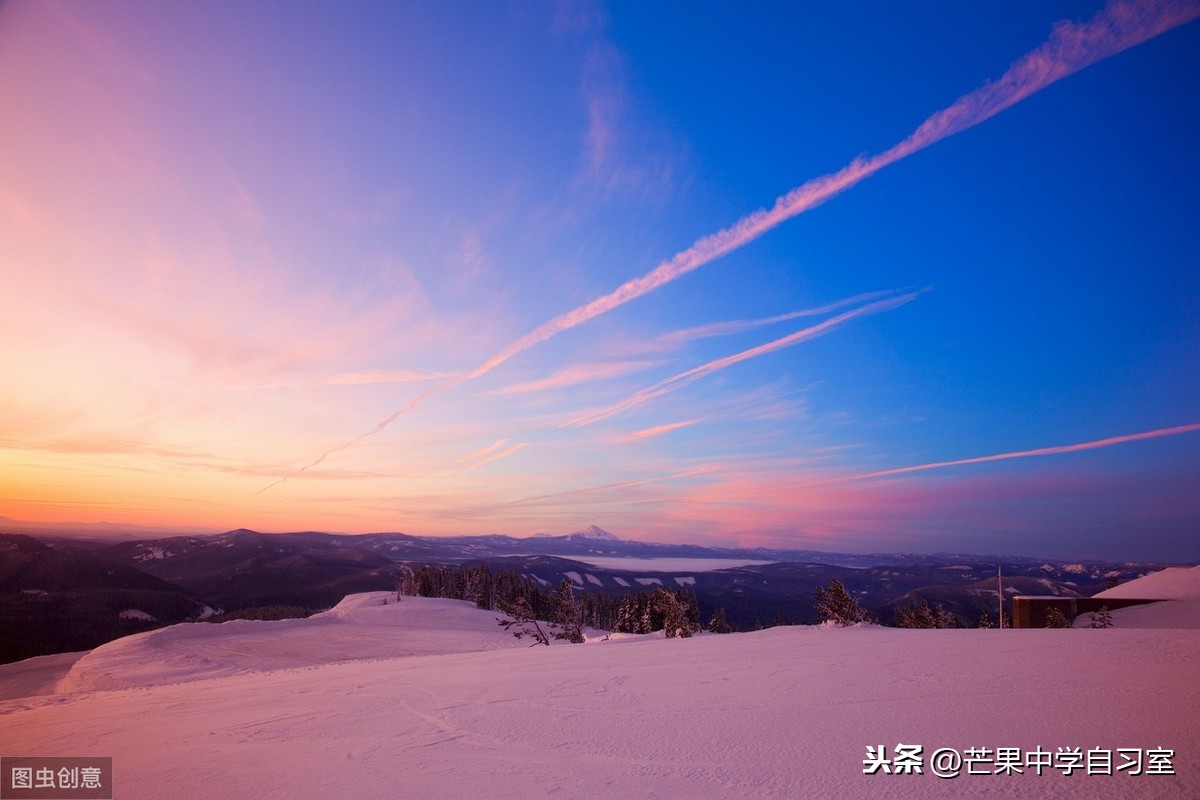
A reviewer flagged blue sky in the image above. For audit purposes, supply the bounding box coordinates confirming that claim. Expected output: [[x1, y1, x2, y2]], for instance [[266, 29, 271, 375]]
[[1, 0, 1197, 559]]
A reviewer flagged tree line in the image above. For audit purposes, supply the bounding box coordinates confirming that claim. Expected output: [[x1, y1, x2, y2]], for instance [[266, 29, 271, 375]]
[[397, 563, 701, 640]]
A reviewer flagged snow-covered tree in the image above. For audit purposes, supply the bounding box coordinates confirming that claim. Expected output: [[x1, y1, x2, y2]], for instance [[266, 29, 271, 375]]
[[549, 580, 585, 643], [1090, 606, 1113, 629], [814, 579, 870, 626], [653, 588, 699, 638], [896, 599, 956, 629], [496, 596, 551, 646], [707, 606, 732, 633], [1043, 607, 1071, 628]]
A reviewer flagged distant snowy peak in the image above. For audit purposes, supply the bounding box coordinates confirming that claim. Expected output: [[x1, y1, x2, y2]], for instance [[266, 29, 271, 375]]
[[567, 525, 621, 542], [529, 525, 621, 541]]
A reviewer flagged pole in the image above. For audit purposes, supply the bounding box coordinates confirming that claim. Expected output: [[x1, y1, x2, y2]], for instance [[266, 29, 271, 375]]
[[997, 565, 1004, 629]]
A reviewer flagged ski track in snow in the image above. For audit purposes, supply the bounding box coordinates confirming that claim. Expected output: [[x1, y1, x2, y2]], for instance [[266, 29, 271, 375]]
[[1, 570, 1198, 799]]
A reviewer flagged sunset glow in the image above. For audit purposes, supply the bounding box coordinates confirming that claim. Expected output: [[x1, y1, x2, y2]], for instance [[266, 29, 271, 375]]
[[1, 0, 1197, 559]]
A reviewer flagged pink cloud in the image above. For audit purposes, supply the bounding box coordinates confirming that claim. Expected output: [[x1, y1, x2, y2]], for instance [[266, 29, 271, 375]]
[[262, 369, 455, 390], [653, 290, 901, 347], [507, 465, 719, 508], [456, 0, 1198, 389], [617, 420, 699, 443], [818, 422, 1200, 485], [456, 438, 511, 465], [566, 292, 920, 427], [492, 361, 660, 395], [459, 442, 527, 474], [261, 0, 1198, 491]]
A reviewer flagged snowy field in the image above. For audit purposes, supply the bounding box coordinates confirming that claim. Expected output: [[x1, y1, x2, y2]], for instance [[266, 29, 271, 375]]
[[1, 571, 1197, 799]]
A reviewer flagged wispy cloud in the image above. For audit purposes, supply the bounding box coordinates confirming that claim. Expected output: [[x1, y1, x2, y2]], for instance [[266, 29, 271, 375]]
[[456, 438, 510, 465], [617, 420, 699, 443], [260, 0, 1197, 491], [456, 0, 1197, 384], [566, 292, 921, 428], [817, 422, 1200, 484], [460, 442, 527, 474], [261, 369, 455, 390], [654, 290, 900, 347], [0, 187, 46, 234], [493, 360, 659, 395], [216, 160, 264, 231], [507, 465, 718, 507], [577, 38, 676, 201]]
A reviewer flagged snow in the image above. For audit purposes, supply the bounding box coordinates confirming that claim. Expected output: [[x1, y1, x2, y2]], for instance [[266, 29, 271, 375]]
[[673, 576, 696, 586], [55, 595, 527, 693], [567, 556, 775, 572], [1075, 565, 1200, 630], [612, 576, 630, 587], [1095, 565, 1200, 600], [1074, 600, 1200, 629], [566, 524, 620, 541], [564, 570, 583, 586], [634, 577, 662, 586], [1, 594, 1196, 798], [584, 573, 603, 587], [118, 609, 156, 621], [0, 651, 84, 699]]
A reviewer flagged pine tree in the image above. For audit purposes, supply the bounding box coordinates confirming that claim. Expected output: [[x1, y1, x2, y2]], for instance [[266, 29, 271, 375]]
[[977, 612, 993, 629], [932, 603, 957, 628], [652, 588, 698, 638], [897, 599, 956, 629], [616, 595, 636, 633], [1090, 606, 1113, 629], [814, 579, 870, 626], [638, 593, 655, 635], [707, 606, 732, 633], [1043, 607, 1071, 628], [496, 595, 551, 646], [549, 580, 585, 643]]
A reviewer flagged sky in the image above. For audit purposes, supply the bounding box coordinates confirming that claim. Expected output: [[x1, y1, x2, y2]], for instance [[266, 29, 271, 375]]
[[1, 0, 1197, 560]]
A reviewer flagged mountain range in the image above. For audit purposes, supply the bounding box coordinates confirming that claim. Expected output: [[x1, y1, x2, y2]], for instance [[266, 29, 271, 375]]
[[0, 524, 1184, 663]]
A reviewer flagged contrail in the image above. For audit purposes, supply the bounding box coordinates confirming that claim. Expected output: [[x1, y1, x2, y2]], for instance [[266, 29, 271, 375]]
[[618, 419, 700, 442], [565, 292, 922, 428], [260, 0, 1199, 492], [457, 438, 510, 464], [507, 465, 719, 507], [459, 0, 1198, 383], [813, 422, 1200, 485], [460, 442, 527, 473], [654, 289, 900, 347]]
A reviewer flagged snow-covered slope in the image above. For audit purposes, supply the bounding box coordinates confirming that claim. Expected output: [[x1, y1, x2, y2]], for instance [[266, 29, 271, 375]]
[[1095, 564, 1200, 600], [2, 595, 1196, 799], [56, 594, 527, 692], [1079, 565, 1200, 629]]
